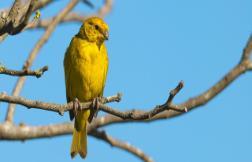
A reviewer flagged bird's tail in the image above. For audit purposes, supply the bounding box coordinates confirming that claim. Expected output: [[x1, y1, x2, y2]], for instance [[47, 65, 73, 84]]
[[70, 120, 87, 159]]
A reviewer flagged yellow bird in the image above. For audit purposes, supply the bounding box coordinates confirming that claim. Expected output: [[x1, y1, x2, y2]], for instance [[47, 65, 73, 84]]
[[64, 17, 109, 159]]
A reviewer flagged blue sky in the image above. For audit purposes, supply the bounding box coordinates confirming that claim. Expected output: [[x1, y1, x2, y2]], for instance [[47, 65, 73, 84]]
[[0, 0, 252, 162]]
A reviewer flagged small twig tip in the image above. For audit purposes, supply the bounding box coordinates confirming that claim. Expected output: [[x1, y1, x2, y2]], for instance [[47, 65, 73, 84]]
[[179, 80, 184, 88], [81, 0, 94, 8], [117, 92, 123, 101], [43, 66, 49, 71], [58, 110, 64, 116]]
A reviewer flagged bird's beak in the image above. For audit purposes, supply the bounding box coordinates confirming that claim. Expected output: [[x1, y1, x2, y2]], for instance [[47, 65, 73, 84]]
[[103, 31, 109, 40]]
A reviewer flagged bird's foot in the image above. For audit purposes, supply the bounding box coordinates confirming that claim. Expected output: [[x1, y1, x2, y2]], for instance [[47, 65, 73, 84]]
[[73, 98, 81, 117], [88, 97, 101, 123]]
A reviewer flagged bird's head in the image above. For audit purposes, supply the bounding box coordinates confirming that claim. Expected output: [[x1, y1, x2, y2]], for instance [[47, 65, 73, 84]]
[[78, 17, 109, 45]]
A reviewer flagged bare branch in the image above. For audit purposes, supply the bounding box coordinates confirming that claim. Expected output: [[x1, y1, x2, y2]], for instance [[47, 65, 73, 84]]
[[27, 0, 114, 30], [0, 65, 48, 78], [33, 0, 54, 11], [241, 34, 252, 61], [0, 123, 152, 162], [87, 34, 252, 129], [0, 0, 55, 38], [166, 81, 184, 104], [26, 12, 86, 29], [0, 2, 251, 162], [89, 62, 252, 130], [0, 35, 251, 140], [5, 0, 80, 123], [0, 93, 122, 116], [0, 0, 36, 36], [97, 0, 113, 18], [91, 130, 153, 162], [1, 82, 185, 119], [0, 33, 8, 42], [0, 122, 73, 140], [81, 0, 94, 8]]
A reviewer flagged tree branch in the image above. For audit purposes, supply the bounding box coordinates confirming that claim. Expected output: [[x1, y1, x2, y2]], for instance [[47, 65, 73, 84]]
[[33, 0, 55, 11], [26, 0, 113, 30], [1, 81, 185, 119], [89, 34, 252, 128], [0, 1, 250, 160], [0, 65, 48, 78], [0, 122, 152, 162], [97, 0, 113, 18], [0, 93, 122, 116], [90, 130, 153, 162], [0, 35, 251, 140], [26, 12, 86, 29], [0, 122, 73, 140], [241, 34, 252, 61], [0, 0, 36, 36], [5, 0, 80, 123], [4, 0, 114, 122]]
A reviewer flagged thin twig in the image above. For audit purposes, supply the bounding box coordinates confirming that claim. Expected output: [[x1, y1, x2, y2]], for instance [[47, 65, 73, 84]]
[[166, 81, 184, 104], [81, 0, 94, 8], [241, 34, 252, 61], [0, 66, 48, 78], [33, 0, 54, 11], [91, 130, 153, 162], [27, 0, 114, 30], [97, 0, 113, 18], [26, 12, 86, 29]]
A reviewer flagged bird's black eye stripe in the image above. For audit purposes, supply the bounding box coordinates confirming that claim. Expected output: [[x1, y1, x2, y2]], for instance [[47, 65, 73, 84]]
[[95, 25, 99, 30]]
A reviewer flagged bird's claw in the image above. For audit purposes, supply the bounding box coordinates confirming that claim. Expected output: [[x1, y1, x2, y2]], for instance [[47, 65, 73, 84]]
[[73, 98, 81, 117], [88, 97, 101, 123]]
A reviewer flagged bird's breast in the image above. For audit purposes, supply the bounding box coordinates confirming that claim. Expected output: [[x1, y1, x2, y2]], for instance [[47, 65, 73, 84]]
[[70, 43, 108, 101]]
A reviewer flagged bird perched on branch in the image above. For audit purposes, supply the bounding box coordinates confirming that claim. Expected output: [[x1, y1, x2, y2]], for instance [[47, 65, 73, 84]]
[[64, 17, 109, 159]]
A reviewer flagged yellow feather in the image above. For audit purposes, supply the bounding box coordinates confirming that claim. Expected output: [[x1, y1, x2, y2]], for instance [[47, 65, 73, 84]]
[[64, 17, 109, 159]]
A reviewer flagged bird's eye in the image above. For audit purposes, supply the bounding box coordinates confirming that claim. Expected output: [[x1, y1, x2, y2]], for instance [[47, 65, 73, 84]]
[[94, 25, 99, 30]]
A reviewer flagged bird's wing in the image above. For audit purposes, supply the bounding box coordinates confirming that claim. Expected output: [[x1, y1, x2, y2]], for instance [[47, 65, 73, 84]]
[[64, 38, 75, 121], [100, 44, 109, 97]]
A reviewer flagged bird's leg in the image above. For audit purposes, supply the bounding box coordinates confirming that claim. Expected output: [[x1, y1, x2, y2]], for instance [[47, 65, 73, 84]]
[[88, 97, 101, 123], [92, 97, 101, 118], [73, 98, 81, 117]]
